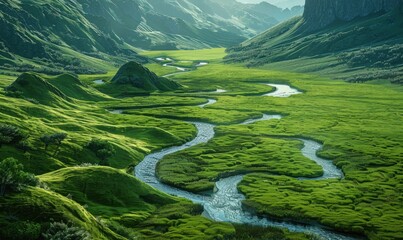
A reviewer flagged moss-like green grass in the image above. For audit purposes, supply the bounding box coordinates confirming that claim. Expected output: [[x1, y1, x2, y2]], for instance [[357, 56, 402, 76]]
[[158, 131, 323, 192], [138, 49, 403, 239], [1, 47, 402, 239]]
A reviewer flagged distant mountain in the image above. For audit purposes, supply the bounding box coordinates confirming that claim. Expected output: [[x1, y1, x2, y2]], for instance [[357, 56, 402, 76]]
[[0, 0, 302, 75], [237, 0, 305, 9], [225, 0, 403, 83]]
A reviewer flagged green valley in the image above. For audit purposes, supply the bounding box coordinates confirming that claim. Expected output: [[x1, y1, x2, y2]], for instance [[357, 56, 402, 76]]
[[1, 0, 403, 239]]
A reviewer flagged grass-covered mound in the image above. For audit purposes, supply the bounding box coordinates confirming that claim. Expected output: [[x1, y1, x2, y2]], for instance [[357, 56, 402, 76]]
[[39, 166, 240, 239], [4, 73, 111, 106], [48, 74, 111, 101], [40, 166, 176, 216], [0, 187, 123, 240], [111, 61, 181, 92], [5, 73, 71, 106]]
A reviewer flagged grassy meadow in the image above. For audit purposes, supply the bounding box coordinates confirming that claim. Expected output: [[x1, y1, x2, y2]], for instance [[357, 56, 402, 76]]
[[0, 48, 402, 239]]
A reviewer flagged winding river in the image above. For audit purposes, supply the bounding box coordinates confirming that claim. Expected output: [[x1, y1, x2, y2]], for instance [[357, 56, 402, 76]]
[[134, 83, 355, 239]]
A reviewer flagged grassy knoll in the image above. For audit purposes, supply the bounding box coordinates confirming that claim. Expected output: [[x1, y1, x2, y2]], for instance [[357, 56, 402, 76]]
[[0, 187, 123, 240], [145, 50, 403, 239]]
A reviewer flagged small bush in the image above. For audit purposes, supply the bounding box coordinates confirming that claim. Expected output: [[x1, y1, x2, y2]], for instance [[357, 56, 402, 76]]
[[0, 221, 41, 240], [86, 138, 115, 165], [0, 157, 39, 196], [0, 124, 26, 148], [42, 221, 92, 240]]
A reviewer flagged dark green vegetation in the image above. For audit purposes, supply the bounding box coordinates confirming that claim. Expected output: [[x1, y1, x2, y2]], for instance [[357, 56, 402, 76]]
[[226, 4, 403, 83], [0, 157, 38, 197], [0, 0, 302, 76]]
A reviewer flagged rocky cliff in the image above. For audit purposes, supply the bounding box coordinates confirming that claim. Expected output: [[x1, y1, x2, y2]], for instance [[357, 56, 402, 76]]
[[303, 0, 403, 31]]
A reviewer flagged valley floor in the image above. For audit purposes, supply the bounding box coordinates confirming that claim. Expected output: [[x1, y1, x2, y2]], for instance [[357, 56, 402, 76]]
[[0, 48, 402, 239]]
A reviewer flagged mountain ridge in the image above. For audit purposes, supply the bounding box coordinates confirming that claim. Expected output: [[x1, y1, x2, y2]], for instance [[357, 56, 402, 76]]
[[225, 0, 403, 83], [302, 0, 403, 31], [0, 0, 303, 75]]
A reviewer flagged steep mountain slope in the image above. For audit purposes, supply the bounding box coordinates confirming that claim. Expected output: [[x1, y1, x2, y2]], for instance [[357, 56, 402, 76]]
[[225, 0, 403, 82], [0, 0, 302, 76], [302, 0, 403, 31]]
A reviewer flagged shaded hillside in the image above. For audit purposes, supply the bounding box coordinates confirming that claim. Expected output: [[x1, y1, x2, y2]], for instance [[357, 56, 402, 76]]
[[0, 187, 123, 240], [303, 0, 403, 31], [40, 167, 176, 213], [0, 0, 302, 75], [225, 0, 403, 82]]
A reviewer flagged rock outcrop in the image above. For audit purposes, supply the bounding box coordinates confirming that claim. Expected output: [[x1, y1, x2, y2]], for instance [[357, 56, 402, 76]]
[[303, 0, 403, 31]]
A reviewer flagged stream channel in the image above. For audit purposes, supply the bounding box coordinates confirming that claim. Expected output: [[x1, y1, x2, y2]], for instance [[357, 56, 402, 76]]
[[134, 82, 354, 239]]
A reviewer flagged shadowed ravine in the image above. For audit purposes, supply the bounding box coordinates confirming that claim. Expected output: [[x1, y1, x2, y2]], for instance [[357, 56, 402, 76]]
[[134, 84, 354, 239]]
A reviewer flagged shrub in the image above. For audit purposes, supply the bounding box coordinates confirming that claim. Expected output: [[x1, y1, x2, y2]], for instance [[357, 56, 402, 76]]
[[16, 140, 34, 153], [0, 124, 26, 148], [0, 157, 39, 196], [0, 221, 41, 240], [85, 138, 115, 165], [40, 133, 67, 155], [42, 221, 91, 240]]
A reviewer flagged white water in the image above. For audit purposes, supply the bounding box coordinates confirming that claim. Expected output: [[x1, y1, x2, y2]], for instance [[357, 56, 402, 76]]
[[215, 89, 227, 93], [109, 109, 123, 114], [241, 114, 282, 125], [93, 80, 105, 85], [199, 99, 217, 108], [196, 62, 209, 67], [263, 84, 302, 97]]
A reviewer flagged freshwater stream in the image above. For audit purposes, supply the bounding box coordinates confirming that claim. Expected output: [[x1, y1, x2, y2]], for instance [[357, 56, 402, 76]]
[[133, 66, 354, 239]]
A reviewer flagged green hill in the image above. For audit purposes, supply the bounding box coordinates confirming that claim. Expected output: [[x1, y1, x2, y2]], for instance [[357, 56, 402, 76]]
[[40, 166, 175, 216], [4, 73, 110, 106], [0, 187, 123, 240], [102, 61, 181, 95], [225, 4, 403, 83], [48, 74, 111, 101], [5, 73, 71, 106]]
